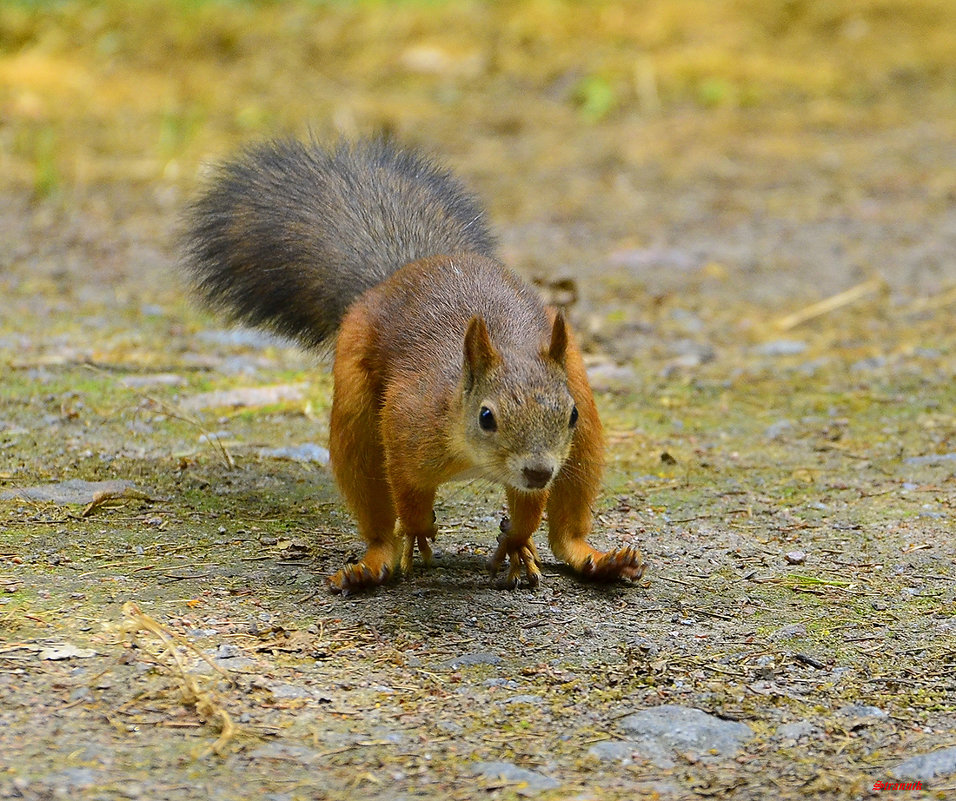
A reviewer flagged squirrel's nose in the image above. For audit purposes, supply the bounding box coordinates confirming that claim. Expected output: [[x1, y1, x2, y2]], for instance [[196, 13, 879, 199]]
[[522, 466, 554, 489]]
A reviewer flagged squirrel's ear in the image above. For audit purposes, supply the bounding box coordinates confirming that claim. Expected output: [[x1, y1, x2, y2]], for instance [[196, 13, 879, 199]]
[[463, 316, 499, 387], [548, 312, 569, 368]]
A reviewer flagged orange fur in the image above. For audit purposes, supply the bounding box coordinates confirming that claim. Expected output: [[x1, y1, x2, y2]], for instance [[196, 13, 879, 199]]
[[326, 264, 644, 594], [184, 138, 643, 594]]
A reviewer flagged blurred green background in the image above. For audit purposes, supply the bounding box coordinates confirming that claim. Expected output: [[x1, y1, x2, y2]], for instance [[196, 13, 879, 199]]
[[2, 0, 953, 198]]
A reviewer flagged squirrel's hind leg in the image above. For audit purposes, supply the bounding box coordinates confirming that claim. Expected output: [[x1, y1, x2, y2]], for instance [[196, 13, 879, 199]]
[[326, 436, 399, 593], [326, 330, 400, 594], [392, 486, 438, 575]]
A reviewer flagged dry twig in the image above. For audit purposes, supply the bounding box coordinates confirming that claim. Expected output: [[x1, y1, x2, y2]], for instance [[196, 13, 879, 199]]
[[121, 602, 238, 756], [774, 278, 885, 331]]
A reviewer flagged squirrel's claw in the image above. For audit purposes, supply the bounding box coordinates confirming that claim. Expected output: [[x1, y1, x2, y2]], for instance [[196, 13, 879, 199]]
[[489, 535, 542, 589], [327, 560, 392, 595], [400, 526, 437, 574], [578, 545, 645, 582]]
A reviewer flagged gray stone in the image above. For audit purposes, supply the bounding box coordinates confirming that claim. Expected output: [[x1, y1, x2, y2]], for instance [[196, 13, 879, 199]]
[[196, 328, 285, 348], [0, 479, 135, 505], [586, 362, 638, 392], [769, 623, 807, 641], [836, 704, 887, 722], [588, 740, 638, 764], [262, 443, 330, 465], [45, 768, 98, 788], [38, 643, 98, 660], [775, 720, 817, 740], [501, 694, 543, 705], [608, 246, 696, 271], [248, 743, 321, 764], [785, 550, 807, 565], [763, 419, 794, 440], [120, 373, 185, 388], [216, 643, 242, 659], [372, 729, 405, 745], [626, 636, 660, 657], [665, 339, 715, 367], [755, 340, 808, 357], [194, 654, 257, 673], [442, 651, 501, 669], [182, 383, 305, 411], [472, 761, 560, 794], [68, 686, 93, 703], [850, 355, 887, 371], [892, 746, 956, 781], [904, 452, 956, 466], [265, 682, 315, 700], [483, 678, 519, 689], [618, 705, 753, 765]]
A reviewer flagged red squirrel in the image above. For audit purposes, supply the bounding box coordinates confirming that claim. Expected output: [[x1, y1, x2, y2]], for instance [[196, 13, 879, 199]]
[[183, 138, 644, 593]]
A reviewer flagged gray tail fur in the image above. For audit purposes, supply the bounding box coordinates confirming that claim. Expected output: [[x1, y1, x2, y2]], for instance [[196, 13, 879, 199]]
[[182, 138, 497, 349]]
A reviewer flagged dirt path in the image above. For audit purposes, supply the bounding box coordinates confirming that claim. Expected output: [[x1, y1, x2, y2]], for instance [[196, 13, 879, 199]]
[[2, 3, 955, 799]]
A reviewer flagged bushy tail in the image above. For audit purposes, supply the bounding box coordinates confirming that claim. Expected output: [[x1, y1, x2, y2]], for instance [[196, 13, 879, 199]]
[[182, 138, 496, 348]]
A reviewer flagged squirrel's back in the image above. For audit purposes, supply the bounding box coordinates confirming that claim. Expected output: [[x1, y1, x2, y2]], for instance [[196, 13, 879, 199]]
[[183, 139, 496, 348]]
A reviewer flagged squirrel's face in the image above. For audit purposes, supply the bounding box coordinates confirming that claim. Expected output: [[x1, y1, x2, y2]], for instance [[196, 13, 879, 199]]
[[464, 388, 578, 491], [460, 315, 578, 492]]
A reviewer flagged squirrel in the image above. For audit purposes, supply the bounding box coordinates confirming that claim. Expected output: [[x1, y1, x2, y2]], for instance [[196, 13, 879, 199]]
[[183, 137, 644, 593]]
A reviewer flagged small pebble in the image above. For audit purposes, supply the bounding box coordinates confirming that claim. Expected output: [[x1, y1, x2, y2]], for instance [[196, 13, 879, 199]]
[[588, 740, 637, 764], [472, 761, 559, 793], [775, 720, 817, 740], [216, 643, 241, 660], [441, 651, 501, 669], [770, 623, 807, 640]]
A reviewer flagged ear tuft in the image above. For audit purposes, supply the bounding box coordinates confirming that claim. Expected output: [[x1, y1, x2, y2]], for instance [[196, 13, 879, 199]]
[[464, 316, 500, 387], [548, 312, 569, 367]]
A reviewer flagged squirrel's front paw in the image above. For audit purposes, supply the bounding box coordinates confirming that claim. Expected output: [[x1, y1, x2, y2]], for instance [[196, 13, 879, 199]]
[[489, 532, 542, 590], [579, 545, 645, 582]]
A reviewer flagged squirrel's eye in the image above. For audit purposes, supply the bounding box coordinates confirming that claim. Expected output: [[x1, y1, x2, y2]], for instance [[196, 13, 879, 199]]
[[478, 406, 497, 432], [569, 404, 579, 427]]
